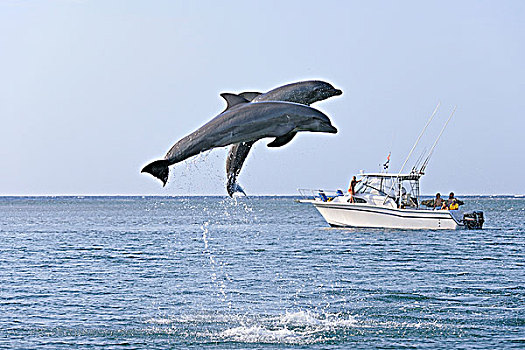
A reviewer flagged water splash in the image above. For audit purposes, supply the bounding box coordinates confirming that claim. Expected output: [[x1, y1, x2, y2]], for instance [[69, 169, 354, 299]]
[[145, 310, 359, 345], [218, 325, 298, 344], [201, 220, 231, 307]]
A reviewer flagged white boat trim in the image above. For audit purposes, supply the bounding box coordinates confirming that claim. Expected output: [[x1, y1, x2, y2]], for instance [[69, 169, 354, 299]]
[[299, 198, 463, 230]]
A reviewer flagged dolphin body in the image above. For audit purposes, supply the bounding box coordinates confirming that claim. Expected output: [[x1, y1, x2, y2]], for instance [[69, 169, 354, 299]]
[[142, 97, 338, 186], [226, 80, 342, 197]]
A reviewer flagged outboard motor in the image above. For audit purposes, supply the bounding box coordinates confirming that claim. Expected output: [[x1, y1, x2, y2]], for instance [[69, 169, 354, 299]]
[[463, 211, 484, 229]]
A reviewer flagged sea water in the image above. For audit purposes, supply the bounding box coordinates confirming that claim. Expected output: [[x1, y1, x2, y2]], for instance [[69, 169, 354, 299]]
[[0, 196, 523, 349]]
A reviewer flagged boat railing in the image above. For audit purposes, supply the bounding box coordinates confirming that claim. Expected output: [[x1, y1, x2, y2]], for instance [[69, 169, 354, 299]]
[[297, 188, 346, 201]]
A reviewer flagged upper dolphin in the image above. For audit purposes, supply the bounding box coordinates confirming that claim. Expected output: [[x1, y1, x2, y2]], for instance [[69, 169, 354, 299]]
[[251, 80, 342, 105], [142, 96, 338, 186], [226, 80, 342, 196]]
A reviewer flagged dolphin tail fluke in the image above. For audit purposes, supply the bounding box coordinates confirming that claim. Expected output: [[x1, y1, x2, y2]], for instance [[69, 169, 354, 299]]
[[141, 160, 170, 186], [226, 177, 247, 197], [228, 182, 247, 197], [232, 182, 247, 197]]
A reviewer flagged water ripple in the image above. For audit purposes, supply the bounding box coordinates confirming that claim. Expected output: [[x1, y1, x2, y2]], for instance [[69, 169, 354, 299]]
[[0, 196, 523, 349]]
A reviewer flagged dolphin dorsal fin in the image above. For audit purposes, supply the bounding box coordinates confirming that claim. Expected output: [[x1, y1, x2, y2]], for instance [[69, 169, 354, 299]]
[[220, 93, 250, 110], [239, 91, 262, 101]]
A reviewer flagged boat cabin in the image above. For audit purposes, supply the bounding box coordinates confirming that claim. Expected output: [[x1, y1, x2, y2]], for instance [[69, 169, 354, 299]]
[[353, 172, 422, 209]]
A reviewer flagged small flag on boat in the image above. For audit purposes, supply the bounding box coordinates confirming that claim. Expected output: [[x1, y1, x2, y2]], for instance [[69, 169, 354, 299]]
[[383, 152, 391, 170]]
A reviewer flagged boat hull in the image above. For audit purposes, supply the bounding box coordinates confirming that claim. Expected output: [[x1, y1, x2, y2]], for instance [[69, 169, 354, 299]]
[[308, 201, 463, 230]]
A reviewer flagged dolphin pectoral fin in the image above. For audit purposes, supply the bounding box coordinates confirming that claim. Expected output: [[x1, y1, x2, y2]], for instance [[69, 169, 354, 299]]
[[220, 93, 250, 111], [239, 91, 262, 101], [141, 159, 170, 186], [267, 132, 297, 147]]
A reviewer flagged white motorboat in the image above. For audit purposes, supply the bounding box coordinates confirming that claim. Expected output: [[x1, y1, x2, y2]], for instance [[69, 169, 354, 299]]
[[297, 104, 484, 230], [298, 172, 483, 230]]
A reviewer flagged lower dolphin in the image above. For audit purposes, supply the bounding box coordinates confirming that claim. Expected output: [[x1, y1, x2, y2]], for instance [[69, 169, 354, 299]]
[[226, 80, 342, 196], [142, 99, 337, 186], [226, 141, 254, 196]]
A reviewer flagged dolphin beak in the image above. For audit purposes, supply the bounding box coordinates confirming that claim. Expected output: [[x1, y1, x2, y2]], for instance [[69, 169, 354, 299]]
[[323, 124, 338, 133]]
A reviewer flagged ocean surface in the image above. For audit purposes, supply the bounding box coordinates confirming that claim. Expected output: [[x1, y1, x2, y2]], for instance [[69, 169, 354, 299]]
[[0, 196, 523, 349]]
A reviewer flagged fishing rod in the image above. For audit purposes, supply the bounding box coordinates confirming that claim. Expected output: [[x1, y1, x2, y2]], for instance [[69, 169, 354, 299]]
[[383, 102, 441, 205], [398, 102, 440, 175], [419, 106, 457, 174], [412, 148, 428, 173]]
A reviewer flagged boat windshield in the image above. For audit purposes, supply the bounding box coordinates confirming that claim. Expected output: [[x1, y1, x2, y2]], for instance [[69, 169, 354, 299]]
[[355, 176, 393, 197], [354, 174, 421, 208]]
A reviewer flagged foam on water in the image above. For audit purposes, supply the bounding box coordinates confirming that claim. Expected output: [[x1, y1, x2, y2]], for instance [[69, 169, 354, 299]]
[[143, 310, 359, 345], [278, 310, 357, 328], [218, 325, 298, 344]]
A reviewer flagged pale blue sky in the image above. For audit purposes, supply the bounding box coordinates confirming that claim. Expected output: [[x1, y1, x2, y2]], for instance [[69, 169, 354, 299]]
[[1, 0, 523, 195]]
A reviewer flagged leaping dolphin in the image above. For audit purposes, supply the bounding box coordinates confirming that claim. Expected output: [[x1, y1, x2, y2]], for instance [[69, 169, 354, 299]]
[[226, 142, 252, 196], [141, 97, 338, 186], [226, 80, 342, 196]]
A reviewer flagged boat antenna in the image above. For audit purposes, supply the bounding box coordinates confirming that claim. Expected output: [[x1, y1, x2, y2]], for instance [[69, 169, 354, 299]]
[[383, 102, 440, 205], [419, 105, 457, 174]]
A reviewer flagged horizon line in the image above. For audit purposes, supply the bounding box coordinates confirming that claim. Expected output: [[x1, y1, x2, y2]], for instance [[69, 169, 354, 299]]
[[0, 193, 523, 198]]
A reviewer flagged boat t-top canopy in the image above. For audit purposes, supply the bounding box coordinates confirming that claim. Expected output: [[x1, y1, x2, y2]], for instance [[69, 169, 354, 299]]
[[359, 172, 422, 181]]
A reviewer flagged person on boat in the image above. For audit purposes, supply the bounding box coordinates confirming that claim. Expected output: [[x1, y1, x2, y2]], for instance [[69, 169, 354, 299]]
[[348, 176, 361, 203], [433, 193, 444, 210], [444, 192, 459, 210]]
